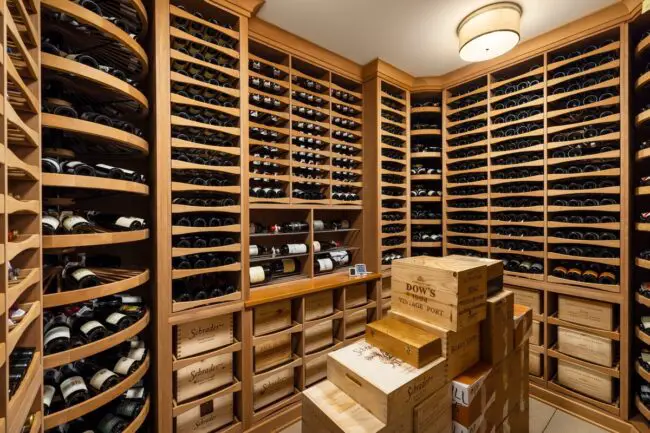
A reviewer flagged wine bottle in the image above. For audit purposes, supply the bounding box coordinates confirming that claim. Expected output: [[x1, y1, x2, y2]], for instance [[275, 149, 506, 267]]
[[43, 213, 61, 234], [61, 213, 94, 234], [280, 243, 308, 255], [59, 363, 90, 407], [44, 312, 72, 355], [63, 262, 101, 290], [249, 264, 271, 284], [97, 414, 129, 433], [86, 212, 146, 231], [82, 360, 121, 393], [101, 311, 135, 332], [315, 257, 334, 272]]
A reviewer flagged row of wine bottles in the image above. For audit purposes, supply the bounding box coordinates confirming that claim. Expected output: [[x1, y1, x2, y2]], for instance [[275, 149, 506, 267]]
[[173, 273, 236, 303], [551, 262, 618, 284], [42, 159, 145, 183], [250, 219, 350, 235], [43, 211, 147, 235]]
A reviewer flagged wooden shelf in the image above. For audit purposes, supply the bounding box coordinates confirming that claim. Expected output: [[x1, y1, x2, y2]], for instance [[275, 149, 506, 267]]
[[7, 268, 39, 309], [546, 275, 620, 293], [7, 234, 39, 261], [411, 241, 442, 248], [7, 352, 41, 433], [7, 301, 39, 355], [124, 397, 150, 433], [44, 355, 150, 429], [411, 106, 441, 114], [43, 173, 149, 195], [547, 346, 619, 378], [637, 292, 650, 308], [636, 396, 650, 422], [547, 314, 620, 340], [546, 252, 620, 266], [43, 229, 150, 249], [44, 309, 150, 369], [172, 262, 241, 279]]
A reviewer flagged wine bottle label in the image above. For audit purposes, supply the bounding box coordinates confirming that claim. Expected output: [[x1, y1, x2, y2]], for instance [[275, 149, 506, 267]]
[[62, 215, 90, 231], [115, 216, 136, 228], [250, 266, 266, 284], [90, 368, 119, 390], [250, 245, 259, 256], [44, 157, 62, 172], [44, 326, 70, 345], [80, 320, 105, 336], [125, 387, 145, 400], [61, 376, 88, 400], [114, 357, 137, 375], [313, 241, 321, 253], [643, 353, 650, 363], [71, 268, 97, 282], [317, 258, 333, 271], [128, 347, 146, 361], [44, 385, 56, 406], [106, 312, 126, 325], [130, 339, 145, 349], [64, 161, 85, 168], [42, 215, 60, 231], [282, 259, 296, 274], [98, 414, 122, 433], [119, 294, 142, 304], [313, 220, 325, 231], [287, 244, 307, 254]]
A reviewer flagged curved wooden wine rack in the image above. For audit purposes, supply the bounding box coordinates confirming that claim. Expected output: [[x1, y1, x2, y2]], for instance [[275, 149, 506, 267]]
[[124, 396, 151, 433], [44, 268, 150, 308], [43, 173, 150, 195], [636, 395, 650, 422], [42, 114, 149, 155], [44, 308, 150, 368], [44, 354, 150, 429], [43, 229, 150, 249], [7, 352, 42, 433]]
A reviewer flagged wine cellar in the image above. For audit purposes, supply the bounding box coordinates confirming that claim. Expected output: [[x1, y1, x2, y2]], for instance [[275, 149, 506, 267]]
[[2, 0, 650, 432]]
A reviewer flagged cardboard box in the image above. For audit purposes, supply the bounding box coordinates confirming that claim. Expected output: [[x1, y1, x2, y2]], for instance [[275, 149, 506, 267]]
[[452, 362, 494, 431], [557, 360, 614, 403], [557, 327, 614, 367], [507, 287, 541, 315], [347, 283, 368, 308], [487, 344, 528, 427], [391, 310, 480, 380], [481, 290, 514, 365], [345, 309, 367, 338], [253, 365, 295, 410], [304, 320, 334, 354], [175, 393, 233, 433], [558, 295, 614, 331], [513, 305, 533, 348], [305, 290, 334, 321], [254, 333, 292, 373], [413, 383, 453, 433], [529, 350, 543, 377], [366, 316, 442, 368], [175, 314, 234, 359], [392, 256, 487, 331], [531, 320, 542, 346], [448, 255, 503, 296], [175, 353, 233, 403], [305, 354, 328, 387], [327, 339, 448, 430], [302, 380, 389, 433], [254, 300, 292, 336], [495, 401, 529, 433]]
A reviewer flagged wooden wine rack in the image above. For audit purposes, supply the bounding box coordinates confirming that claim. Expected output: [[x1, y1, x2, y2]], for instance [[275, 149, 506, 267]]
[[442, 27, 630, 420], [38, 0, 151, 430], [0, 0, 43, 432]]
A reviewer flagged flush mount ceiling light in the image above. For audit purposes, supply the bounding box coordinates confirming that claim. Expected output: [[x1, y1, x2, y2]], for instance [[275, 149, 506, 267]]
[[457, 2, 522, 62]]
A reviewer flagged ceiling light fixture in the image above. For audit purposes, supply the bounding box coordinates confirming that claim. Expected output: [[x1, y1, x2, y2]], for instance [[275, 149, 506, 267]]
[[457, 2, 522, 62]]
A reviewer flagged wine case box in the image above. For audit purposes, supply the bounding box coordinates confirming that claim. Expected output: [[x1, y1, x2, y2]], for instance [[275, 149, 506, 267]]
[[447, 255, 503, 296], [254, 300, 292, 336], [304, 320, 334, 354], [365, 316, 442, 368], [175, 393, 233, 433], [531, 320, 542, 346], [558, 295, 614, 331], [513, 304, 533, 348], [327, 339, 448, 429], [304, 290, 334, 321], [507, 286, 541, 315], [413, 383, 453, 433], [530, 350, 543, 376], [254, 333, 292, 373], [345, 309, 367, 338], [390, 310, 480, 380], [557, 327, 615, 367], [175, 352, 233, 403], [175, 314, 234, 359], [305, 354, 328, 387], [392, 256, 487, 332], [481, 290, 514, 365], [346, 283, 368, 308], [253, 365, 295, 411], [452, 362, 494, 430], [557, 360, 615, 403]]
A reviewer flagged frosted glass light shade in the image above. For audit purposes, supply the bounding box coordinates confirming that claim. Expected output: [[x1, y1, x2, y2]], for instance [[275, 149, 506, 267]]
[[458, 2, 522, 62]]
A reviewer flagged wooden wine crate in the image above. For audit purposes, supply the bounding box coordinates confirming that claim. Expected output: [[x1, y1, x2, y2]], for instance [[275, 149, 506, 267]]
[[507, 287, 541, 315], [254, 300, 292, 336], [346, 283, 368, 308], [305, 290, 334, 321], [175, 314, 234, 359], [253, 365, 295, 411], [481, 290, 514, 365], [175, 352, 233, 403], [557, 327, 615, 367], [365, 316, 442, 368], [327, 339, 448, 429], [345, 309, 367, 338], [448, 255, 503, 296], [531, 320, 542, 346], [557, 360, 615, 403], [305, 354, 328, 387], [530, 351, 543, 377], [413, 383, 453, 433], [513, 304, 533, 348], [175, 393, 234, 433], [392, 256, 487, 331], [304, 320, 334, 354], [254, 333, 292, 373], [558, 295, 614, 331], [390, 310, 480, 379]]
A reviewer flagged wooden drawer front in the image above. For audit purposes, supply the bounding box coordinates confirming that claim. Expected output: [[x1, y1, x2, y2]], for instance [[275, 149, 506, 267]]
[[346, 284, 368, 308], [175, 352, 233, 403], [254, 333, 292, 373], [558, 295, 614, 331], [507, 287, 541, 315], [557, 327, 614, 367], [305, 354, 328, 387], [175, 314, 234, 359], [254, 300, 292, 336], [175, 393, 234, 433], [531, 320, 542, 346], [305, 320, 334, 354], [253, 366, 295, 411], [557, 360, 615, 403], [305, 290, 334, 321], [530, 351, 543, 377], [345, 309, 367, 338]]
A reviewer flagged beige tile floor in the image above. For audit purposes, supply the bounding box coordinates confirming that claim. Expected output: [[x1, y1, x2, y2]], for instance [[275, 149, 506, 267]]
[[278, 397, 610, 433]]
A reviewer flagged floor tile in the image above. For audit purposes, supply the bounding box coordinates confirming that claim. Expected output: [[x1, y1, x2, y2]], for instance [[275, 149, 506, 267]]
[[544, 409, 609, 433], [530, 397, 556, 433]]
